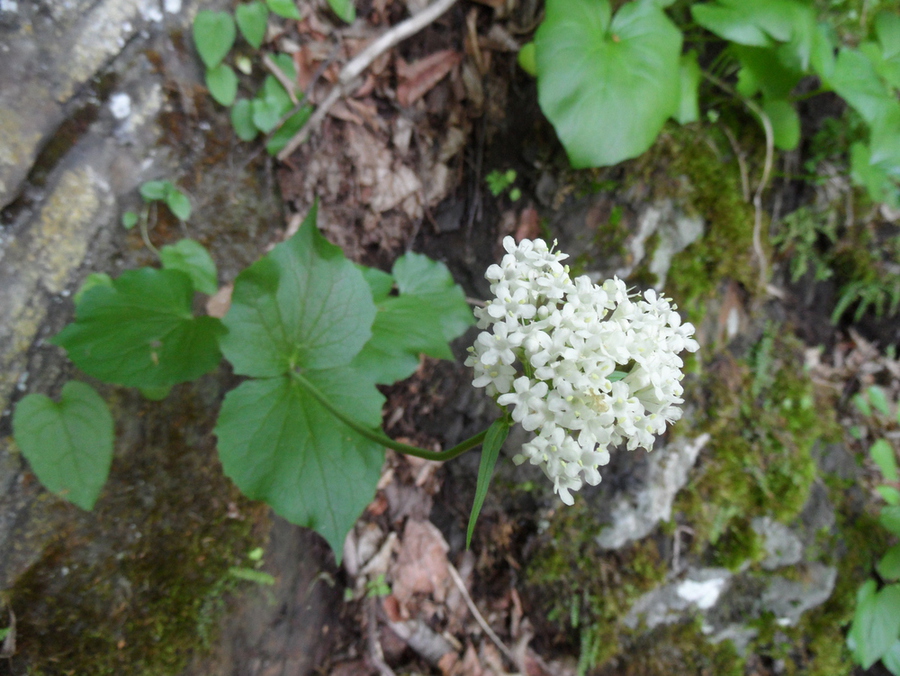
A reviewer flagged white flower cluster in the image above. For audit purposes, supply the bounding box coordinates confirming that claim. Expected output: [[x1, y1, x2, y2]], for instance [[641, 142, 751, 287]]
[[466, 237, 699, 505]]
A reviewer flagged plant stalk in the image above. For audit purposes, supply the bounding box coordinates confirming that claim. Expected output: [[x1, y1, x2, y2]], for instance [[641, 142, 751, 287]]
[[290, 370, 488, 462]]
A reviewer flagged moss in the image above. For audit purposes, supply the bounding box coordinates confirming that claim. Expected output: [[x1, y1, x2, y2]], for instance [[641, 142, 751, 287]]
[[609, 618, 744, 676], [8, 387, 270, 676], [635, 125, 761, 325], [676, 328, 835, 569], [524, 500, 668, 672]]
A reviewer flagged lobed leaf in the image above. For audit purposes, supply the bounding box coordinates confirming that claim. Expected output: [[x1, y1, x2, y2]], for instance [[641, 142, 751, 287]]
[[215, 371, 384, 557], [12, 382, 114, 510], [52, 268, 224, 389], [219, 203, 376, 377]]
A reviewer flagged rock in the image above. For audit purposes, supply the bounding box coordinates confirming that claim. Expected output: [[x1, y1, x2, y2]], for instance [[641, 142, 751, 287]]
[[751, 517, 804, 570], [596, 433, 709, 550]]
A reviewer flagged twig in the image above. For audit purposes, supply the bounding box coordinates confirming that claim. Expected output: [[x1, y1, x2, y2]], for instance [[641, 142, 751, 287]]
[[703, 72, 774, 292], [277, 0, 459, 160], [367, 597, 397, 676], [262, 53, 299, 105], [446, 562, 519, 669]]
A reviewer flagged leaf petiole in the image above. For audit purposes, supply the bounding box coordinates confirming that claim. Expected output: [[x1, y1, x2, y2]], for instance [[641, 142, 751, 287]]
[[289, 370, 488, 462]]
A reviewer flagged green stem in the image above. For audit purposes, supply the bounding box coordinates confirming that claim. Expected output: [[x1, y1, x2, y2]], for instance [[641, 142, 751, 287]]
[[290, 370, 489, 462]]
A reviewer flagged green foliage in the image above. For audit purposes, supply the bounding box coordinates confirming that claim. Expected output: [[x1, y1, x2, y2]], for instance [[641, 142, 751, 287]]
[[205, 63, 238, 106], [772, 206, 837, 283], [849, 581, 900, 669], [466, 417, 511, 549], [235, 1, 268, 49], [159, 239, 219, 295], [140, 180, 192, 220], [52, 267, 224, 390], [193, 10, 237, 69], [326, 0, 356, 24], [12, 382, 114, 510], [121, 210, 138, 229], [535, 0, 683, 168], [266, 0, 301, 20], [485, 168, 518, 197]]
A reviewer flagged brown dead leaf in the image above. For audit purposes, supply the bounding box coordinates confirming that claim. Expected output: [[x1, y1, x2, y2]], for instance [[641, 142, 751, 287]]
[[346, 126, 422, 215], [390, 519, 451, 605], [396, 50, 463, 107], [205, 284, 233, 318]]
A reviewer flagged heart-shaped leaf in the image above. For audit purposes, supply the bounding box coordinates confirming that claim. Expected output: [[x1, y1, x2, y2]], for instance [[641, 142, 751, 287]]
[[236, 0, 268, 49], [52, 268, 224, 389], [266, 0, 301, 20], [193, 10, 236, 69], [252, 76, 292, 133], [219, 203, 376, 377], [535, 0, 682, 168], [160, 239, 218, 295], [849, 581, 900, 668], [215, 371, 384, 557], [327, 0, 355, 23], [231, 99, 259, 141], [140, 180, 172, 202], [164, 187, 192, 221], [206, 63, 238, 107], [13, 382, 114, 510]]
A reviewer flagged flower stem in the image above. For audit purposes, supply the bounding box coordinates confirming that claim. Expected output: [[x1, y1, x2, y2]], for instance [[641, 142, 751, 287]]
[[290, 370, 489, 462]]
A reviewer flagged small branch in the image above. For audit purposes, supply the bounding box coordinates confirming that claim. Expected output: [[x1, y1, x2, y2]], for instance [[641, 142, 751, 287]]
[[277, 0, 458, 160], [263, 53, 300, 105], [446, 562, 519, 670]]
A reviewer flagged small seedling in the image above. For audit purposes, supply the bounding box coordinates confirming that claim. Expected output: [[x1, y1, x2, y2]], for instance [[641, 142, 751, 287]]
[[485, 169, 521, 201]]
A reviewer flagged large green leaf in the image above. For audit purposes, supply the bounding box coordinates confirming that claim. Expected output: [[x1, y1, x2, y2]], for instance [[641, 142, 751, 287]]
[[160, 239, 218, 295], [215, 371, 385, 556], [12, 382, 114, 510], [52, 268, 224, 389], [351, 252, 473, 385], [193, 10, 236, 69], [733, 45, 803, 100], [763, 98, 800, 150], [884, 639, 900, 675], [849, 581, 900, 668], [219, 203, 376, 377], [534, 0, 682, 168], [829, 48, 896, 125]]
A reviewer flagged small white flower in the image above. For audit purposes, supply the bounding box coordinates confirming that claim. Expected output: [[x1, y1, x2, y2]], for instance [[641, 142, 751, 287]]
[[468, 237, 698, 505]]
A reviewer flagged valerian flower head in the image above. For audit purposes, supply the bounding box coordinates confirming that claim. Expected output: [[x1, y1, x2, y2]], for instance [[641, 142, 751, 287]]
[[465, 236, 699, 505]]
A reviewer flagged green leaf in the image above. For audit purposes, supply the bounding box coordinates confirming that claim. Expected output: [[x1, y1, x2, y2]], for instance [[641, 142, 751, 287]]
[[466, 418, 510, 548], [271, 53, 297, 81], [878, 12, 900, 61], [206, 63, 238, 107], [121, 211, 139, 230], [828, 48, 895, 125], [535, 0, 682, 168], [358, 265, 395, 303], [881, 505, 900, 536], [266, 0, 301, 20], [763, 99, 800, 150], [12, 382, 114, 510], [164, 187, 192, 221], [884, 639, 900, 675], [252, 76, 293, 133], [351, 252, 473, 385], [236, 1, 268, 49], [193, 10, 236, 69], [231, 99, 258, 141], [52, 268, 224, 389], [878, 544, 900, 581], [733, 45, 802, 100], [266, 105, 313, 155], [849, 581, 900, 668], [878, 486, 900, 505], [854, 392, 873, 416], [74, 272, 113, 305], [871, 439, 899, 483], [215, 372, 385, 557], [159, 239, 218, 295], [140, 180, 171, 202], [326, 0, 355, 23], [811, 21, 836, 79], [676, 51, 701, 124], [517, 42, 537, 77], [869, 385, 893, 416], [219, 203, 375, 377]]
